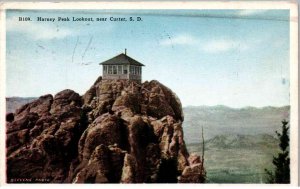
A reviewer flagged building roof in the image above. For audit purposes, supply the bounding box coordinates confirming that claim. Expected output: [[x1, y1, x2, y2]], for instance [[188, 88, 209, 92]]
[[99, 53, 145, 66]]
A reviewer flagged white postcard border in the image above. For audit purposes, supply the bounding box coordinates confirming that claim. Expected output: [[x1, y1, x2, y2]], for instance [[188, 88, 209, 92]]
[[0, 1, 298, 187]]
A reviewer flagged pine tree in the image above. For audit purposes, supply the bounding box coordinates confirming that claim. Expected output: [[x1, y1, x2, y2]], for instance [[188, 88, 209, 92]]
[[265, 120, 290, 183]]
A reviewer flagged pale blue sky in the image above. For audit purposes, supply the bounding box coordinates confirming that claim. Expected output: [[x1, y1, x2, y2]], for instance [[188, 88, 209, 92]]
[[6, 9, 290, 108]]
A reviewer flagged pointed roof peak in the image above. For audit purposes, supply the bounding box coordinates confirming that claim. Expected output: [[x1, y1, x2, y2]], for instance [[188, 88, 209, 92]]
[[99, 52, 145, 66]]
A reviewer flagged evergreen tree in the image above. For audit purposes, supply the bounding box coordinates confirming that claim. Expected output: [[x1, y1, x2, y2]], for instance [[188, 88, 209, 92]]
[[265, 120, 290, 183]]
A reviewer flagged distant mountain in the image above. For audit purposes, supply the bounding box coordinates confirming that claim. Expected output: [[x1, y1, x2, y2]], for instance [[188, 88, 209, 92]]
[[182, 105, 289, 144], [188, 133, 279, 155], [6, 97, 37, 113], [187, 134, 280, 183], [183, 106, 288, 183], [205, 134, 278, 149]]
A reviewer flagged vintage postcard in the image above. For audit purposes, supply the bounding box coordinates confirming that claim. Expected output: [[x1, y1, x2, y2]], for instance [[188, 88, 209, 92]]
[[0, 1, 298, 186]]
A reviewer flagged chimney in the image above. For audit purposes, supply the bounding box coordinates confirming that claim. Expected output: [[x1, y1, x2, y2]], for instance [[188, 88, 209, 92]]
[[125, 48, 127, 55]]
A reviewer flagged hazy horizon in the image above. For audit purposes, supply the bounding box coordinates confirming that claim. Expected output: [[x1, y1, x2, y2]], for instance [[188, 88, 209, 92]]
[[5, 96, 290, 110]]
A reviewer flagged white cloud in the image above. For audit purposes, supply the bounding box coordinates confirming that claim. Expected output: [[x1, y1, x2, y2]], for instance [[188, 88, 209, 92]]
[[7, 16, 73, 40], [159, 34, 197, 46], [159, 33, 252, 54], [237, 10, 268, 16], [201, 39, 248, 53]]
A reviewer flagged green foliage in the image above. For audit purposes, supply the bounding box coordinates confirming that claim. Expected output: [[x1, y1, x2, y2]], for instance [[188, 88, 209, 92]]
[[265, 120, 290, 184]]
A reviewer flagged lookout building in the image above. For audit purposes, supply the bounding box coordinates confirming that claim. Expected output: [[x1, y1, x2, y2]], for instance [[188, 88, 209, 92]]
[[99, 49, 145, 83]]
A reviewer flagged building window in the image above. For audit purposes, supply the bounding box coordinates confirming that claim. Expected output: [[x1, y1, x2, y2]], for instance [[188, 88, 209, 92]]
[[113, 65, 117, 74], [130, 66, 134, 74], [108, 65, 112, 74], [123, 65, 128, 74], [123, 65, 127, 74], [118, 65, 122, 74], [103, 65, 107, 74]]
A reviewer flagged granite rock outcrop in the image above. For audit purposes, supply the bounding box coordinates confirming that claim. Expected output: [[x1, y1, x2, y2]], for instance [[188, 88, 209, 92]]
[[6, 77, 205, 183]]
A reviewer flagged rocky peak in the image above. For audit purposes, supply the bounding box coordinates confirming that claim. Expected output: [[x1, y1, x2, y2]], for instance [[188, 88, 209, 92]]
[[83, 77, 183, 121], [6, 77, 205, 183]]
